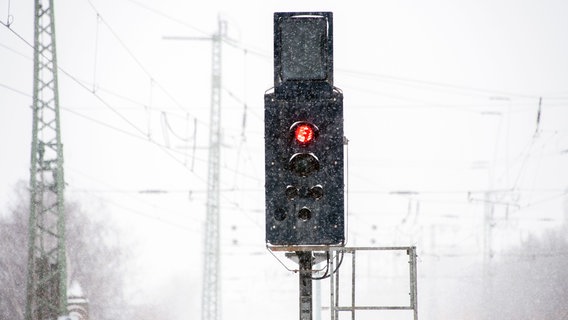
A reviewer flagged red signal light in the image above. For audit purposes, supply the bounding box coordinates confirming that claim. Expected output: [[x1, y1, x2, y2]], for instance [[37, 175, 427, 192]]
[[293, 122, 317, 145]]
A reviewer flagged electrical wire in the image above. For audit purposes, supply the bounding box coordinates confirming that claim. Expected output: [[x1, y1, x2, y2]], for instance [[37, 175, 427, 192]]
[[338, 68, 540, 100], [124, 0, 210, 36], [97, 193, 202, 232], [125, 0, 270, 59], [0, 22, 216, 183], [0, 42, 29, 59], [84, 0, 197, 116], [2, 78, 562, 213], [311, 251, 345, 280], [161, 111, 192, 141], [0, 82, 30, 97], [1, 25, 264, 191], [92, 13, 100, 93], [4, 6, 567, 245]]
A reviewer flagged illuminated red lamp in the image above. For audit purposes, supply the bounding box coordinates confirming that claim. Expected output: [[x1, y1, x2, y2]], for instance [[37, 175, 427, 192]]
[[292, 122, 318, 145]]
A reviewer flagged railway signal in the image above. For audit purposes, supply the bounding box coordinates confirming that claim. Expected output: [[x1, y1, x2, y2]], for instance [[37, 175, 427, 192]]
[[265, 12, 344, 246]]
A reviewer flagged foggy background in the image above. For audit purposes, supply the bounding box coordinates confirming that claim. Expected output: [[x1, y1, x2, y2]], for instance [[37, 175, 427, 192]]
[[1, 0, 568, 319]]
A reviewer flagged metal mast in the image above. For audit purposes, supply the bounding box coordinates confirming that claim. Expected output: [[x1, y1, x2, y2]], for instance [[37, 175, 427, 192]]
[[25, 0, 67, 319], [202, 16, 226, 320]]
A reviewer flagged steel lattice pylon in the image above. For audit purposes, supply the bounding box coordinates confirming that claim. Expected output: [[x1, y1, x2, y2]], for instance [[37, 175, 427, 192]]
[[25, 0, 67, 319], [201, 17, 225, 320]]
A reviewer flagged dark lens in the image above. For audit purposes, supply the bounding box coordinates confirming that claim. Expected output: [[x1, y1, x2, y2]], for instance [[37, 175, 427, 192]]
[[289, 153, 320, 176], [309, 185, 324, 199], [298, 207, 312, 221]]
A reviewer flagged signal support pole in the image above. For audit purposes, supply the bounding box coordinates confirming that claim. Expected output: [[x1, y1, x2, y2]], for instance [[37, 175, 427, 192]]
[[298, 251, 314, 320]]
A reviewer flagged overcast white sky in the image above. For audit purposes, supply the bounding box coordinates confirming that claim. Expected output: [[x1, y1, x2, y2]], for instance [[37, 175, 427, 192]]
[[2, 0, 568, 319]]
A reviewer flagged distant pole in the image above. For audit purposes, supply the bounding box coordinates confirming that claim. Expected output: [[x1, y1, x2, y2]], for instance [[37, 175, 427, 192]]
[[202, 16, 225, 320], [163, 16, 226, 320], [482, 191, 494, 319], [26, 0, 68, 319]]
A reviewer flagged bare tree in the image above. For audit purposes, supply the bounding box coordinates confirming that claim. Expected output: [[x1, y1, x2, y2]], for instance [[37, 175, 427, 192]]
[[0, 182, 129, 320], [0, 206, 27, 320]]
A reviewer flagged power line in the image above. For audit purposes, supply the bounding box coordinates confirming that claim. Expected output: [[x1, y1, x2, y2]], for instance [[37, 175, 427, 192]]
[[338, 68, 541, 100], [84, 0, 198, 116], [124, 0, 270, 59], [97, 194, 202, 232], [0, 23, 215, 183], [0, 42, 30, 59], [59, 66, 149, 136], [14, 70, 559, 200], [14, 90, 559, 200], [0, 23, 148, 136], [5, 8, 564, 233], [0, 79, 262, 193], [0, 82, 30, 97], [124, 0, 210, 36]]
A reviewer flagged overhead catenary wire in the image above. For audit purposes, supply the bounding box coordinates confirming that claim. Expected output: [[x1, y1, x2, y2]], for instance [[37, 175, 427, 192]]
[[67, 167, 204, 221], [92, 13, 101, 93], [0, 81, 30, 97], [0, 26, 212, 156], [84, 0, 199, 116], [0, 22, 149, 137], [94, 192, 202, 232], [338, 68, 541, 100], [0, 19, 217, 181], [0, 80, 159, 146], [7, 3, 564, 291], [161, 111, 192, 142], [124, 0, 210, 36], [3, 4, 566, 241], [52, 12, 262, 231], [3, 20, 565, 117], [68, 1, 269, 197], [1, 71, 560, 199], [2, 79, 562, 219], [4, 7, 566, 116], [0, 42, 29, 59]]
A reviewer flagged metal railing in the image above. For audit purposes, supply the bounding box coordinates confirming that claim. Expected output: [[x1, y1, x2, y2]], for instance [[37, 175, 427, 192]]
[[328, 246, 418, 320]]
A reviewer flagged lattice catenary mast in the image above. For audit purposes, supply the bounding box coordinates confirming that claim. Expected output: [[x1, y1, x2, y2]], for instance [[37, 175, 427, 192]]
[[163, 17, 226, 320], [25, 0, 68, 319], [202, 17, 226, 320]]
